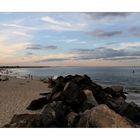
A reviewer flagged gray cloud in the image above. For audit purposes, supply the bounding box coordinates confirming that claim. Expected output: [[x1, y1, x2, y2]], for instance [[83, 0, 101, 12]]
[[26, 52, 34, 55], [71, 47, 140, 61], [104, 56, 140, 61], [128, 26, 140, 37], [88, 30, 122, 38], [36, 58, 69, 63], [85, 12, 131, 20], [26, 44, 58, 50]]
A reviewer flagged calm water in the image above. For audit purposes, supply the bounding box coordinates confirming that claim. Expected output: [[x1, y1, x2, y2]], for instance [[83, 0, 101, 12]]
[[11, 66, 140, 105]]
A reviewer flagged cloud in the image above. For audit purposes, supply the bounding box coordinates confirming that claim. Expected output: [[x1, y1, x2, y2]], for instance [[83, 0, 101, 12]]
[[36, 58, 70, 62], [85, 12, 131, 20], [12, 31, 32, 37], [104, 56, 140, 61], [26, 52, 33, 55], [60, 39, 78, 43], [26, 44, 58, 50], [87, 29, 122, 38], [41, 16, 85, 31], [70, 46, 140, 61], [128, 26, 140, 37], [105, 41, 140, 50], [0, 23, 37, 31], [60, 39, 88, 44]]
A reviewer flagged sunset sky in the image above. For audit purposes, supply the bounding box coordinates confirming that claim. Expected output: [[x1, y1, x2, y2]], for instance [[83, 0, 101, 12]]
[[0, 12, 140, 66]]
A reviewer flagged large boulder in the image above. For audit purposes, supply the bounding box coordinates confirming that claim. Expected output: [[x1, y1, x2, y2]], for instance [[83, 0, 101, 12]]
[[26, 97, 48, 110], [77, 104, 134, 128], [60, 81, 86, 110], [41, 101, 70, 127], [4, 114, 42, 128], [118, 102, 140, 123]]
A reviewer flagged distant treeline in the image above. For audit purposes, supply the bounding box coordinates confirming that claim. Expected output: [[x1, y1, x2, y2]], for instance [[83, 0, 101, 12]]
[[0, 66, 51, 69]]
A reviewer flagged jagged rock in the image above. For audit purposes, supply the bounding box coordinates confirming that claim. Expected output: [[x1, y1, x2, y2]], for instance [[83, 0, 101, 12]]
[[50, 92, 62, 101], [82, 89, 98, 111], [41, 101, 69, 127], [49, 81, 64, 99], [110, 85, 123, 94], [4, 114, 42, 128], [118, 102, 140, 123], [104, 87, 118, 97], [65, 112, 79, 127], [26, 97, 48, 110], [60, 81, 86, 110], [72, 74, 93, 86], [63, 75, 74, 83], [77, 104, 134, 128]]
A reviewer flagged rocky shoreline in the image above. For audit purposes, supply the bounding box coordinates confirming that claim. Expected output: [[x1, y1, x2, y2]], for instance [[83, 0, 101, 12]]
[[4, 74, 140, 128]]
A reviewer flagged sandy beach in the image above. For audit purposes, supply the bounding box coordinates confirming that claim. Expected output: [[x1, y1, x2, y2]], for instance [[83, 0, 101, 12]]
[[0, 77, 50, 127]]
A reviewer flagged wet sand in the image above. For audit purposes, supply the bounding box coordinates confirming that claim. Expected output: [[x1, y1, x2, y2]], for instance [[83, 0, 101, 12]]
[[0, 77, 50, 127]]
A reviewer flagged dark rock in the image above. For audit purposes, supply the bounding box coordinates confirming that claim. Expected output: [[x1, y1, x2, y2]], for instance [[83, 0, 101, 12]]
[[41, 101, 70, 127], [93, 90, 107, 104], [40, 92, 52, 100], [77, 104, 134, 128], [104, 87, 117, 97], [111, 85, 123, 93], [26, 97, 48, 110], [40, 92, 51, 96], [118, 102, 140, 123], [72, 74, 93, 86], [4, 114, 42, 128], [63, 75, 74, 83], [51, 82, 64, 95], [60, 81, 86, 110], [50, 92, 62, 101]]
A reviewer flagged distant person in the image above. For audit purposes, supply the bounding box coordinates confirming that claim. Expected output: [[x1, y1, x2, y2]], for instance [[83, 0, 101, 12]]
[[28, 74, 31, 80], [132, 70, 135, 74]]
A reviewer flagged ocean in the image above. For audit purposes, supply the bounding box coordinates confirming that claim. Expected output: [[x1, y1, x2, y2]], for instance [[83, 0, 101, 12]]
[[10, 66, 140, 105]]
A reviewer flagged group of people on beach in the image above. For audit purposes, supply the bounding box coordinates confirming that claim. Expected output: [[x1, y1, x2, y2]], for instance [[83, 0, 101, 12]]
[[26, 74, 33, 80]]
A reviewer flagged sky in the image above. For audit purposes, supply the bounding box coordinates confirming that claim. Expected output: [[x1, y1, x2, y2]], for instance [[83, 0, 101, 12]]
[[0, 12, 140, 66]]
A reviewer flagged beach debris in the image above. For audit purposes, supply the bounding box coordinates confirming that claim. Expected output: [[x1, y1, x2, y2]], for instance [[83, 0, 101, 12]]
[[4, 74, 140, 128], [0, 76, 9, 82]]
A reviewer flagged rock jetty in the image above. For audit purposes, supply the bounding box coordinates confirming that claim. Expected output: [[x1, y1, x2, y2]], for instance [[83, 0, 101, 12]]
[[4, 74, 140, 128]]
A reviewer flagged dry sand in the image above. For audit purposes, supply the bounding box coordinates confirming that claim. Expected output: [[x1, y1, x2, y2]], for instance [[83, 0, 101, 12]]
[[0, 77, 50, 127]]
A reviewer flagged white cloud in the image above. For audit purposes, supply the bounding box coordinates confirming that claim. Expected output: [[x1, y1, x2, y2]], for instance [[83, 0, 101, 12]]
[[60, 39, 78, 43], [103, 41, 140, 51], [0, 23, 37, 31], [12, 31, 32, 37], [59, 38, 88, 44], [41, 16, 86, 31]]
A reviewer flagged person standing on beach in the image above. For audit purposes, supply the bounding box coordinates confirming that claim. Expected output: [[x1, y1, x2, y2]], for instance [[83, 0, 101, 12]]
[[133, 70, 135, 74], [28, 74, 31, 80]]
